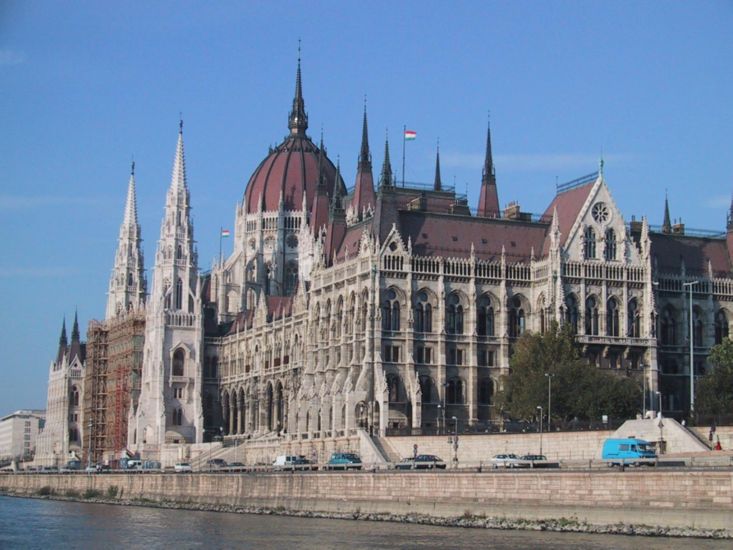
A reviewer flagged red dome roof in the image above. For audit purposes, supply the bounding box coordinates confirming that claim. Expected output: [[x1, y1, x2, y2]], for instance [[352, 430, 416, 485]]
[[243, 134, 341, 214]]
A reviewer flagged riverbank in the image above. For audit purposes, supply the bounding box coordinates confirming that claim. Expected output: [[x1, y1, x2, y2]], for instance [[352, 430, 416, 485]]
[[2, 470, 731, 538], [2, 491, 730, 539]]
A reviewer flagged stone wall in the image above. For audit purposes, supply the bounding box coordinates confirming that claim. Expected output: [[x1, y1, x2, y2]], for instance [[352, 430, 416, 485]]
[[2, 470, 731, 532]]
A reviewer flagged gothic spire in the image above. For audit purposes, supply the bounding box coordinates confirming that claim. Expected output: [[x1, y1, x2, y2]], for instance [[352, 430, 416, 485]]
[[379, 133, 394, 189], [171, 119, 188, 192], [288, 47, 308, 136], [477, 117, 500, 217], [107, 161, 146, 319], [662, 192, 672, 234], [71, 310, 80, 343], [434, 140, 442, 192], [351, 104, 376, 215], [728, 194, 733, 231], [56, 317, 68, 364], [358, 101, 371, 170], [330, 160, 345, 219]]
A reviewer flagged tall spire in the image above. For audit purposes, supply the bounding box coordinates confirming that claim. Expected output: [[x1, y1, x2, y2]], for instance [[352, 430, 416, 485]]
[[330, 160, 345, 219], [728, 194, 733, 231], [477, 117, 500, 217], [171, 119, 187, 191], [71, 310, 80, 342], [433, 140, 442, 192], [352, 103, 376, 215], [56, 317, 68, 364], [358, 100, 371, 170], [379, 132, 394, 189], [662, 192, 672, 234], [107, 161, 147, 319], [288, 44, 308, 136]]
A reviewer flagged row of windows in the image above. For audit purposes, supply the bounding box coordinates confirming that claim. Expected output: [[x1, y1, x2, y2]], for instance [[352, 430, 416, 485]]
[[565, 296, 639, 337], [385, 344, 495, 367], [659, 308, 729, 346], [385, 375, 494, 405]]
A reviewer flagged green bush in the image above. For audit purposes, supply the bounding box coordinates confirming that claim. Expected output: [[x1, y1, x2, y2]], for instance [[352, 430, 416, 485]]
[[83, 489, 102, 499], [36, 486, 54, 496], [106, 485, 119, 498]]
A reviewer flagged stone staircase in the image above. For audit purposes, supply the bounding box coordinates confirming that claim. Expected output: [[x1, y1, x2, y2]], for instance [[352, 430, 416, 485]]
[[612, 417, 710, 454]]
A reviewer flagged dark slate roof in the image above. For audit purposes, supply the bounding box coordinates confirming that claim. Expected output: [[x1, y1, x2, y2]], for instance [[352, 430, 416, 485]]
[[266, 295, 293, 321], [650, 233, 732, 276]]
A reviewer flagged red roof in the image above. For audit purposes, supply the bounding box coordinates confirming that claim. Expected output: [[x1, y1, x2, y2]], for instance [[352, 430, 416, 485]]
[[542, 182, 595, 254], [243, 135, 341, 214]]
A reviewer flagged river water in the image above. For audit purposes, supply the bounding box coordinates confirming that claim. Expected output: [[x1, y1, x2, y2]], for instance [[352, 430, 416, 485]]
[[0, 496, 728, 549]]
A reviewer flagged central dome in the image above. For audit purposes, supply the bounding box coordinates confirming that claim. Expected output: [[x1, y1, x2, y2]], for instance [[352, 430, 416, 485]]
[[243, 57, 341, 214], [243, 134, 339, 214]]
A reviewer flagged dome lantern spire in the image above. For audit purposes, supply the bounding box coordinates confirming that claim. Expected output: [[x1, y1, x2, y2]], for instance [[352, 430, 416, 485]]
[[288, 42, 308, 136]]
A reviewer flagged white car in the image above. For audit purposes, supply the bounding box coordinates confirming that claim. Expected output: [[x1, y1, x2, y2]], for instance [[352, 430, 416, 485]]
[[174, 462, 192, 473], [490, 453, 525, 469]]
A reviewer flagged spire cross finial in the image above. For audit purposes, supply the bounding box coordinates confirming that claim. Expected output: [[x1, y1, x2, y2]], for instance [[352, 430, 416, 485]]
[[298, 38, 301, 62], [179, 114, 183, 134], [131, 159, 135, 176]]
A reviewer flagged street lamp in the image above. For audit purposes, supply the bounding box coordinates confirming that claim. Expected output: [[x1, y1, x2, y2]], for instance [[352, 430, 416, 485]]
[[537, 406, 543, 456], [642, 363, 647, 418], [451, 416, 458, 469], [544, 373, 554, 432], [682, 281, 699, 418], [87, 419, 93, 471]]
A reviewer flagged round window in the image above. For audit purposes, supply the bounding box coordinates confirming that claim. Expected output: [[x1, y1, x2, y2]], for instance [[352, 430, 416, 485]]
[[591, 202, 610, 224]]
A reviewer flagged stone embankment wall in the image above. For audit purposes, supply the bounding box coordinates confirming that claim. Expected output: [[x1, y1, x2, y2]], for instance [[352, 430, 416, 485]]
[[2, 470, 731, 532]]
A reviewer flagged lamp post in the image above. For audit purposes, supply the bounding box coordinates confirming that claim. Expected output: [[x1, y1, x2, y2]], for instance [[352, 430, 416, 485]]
[[537, 406, 543, 456], [642, 363, 647, 418], [87, 419, 93, 470], [656, 391, 662, 417], [451, 416, 459, 469], [544, 373, 554, 432], [682, 281, 698, 418]]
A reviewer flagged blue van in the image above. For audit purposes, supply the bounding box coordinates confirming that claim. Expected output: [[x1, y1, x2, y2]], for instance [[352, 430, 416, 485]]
[[601, 438, 656, 466]]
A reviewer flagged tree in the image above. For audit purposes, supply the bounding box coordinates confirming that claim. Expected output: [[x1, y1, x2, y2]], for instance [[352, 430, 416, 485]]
[[495, 322, 641, 424], [696, 339, 733, 419]]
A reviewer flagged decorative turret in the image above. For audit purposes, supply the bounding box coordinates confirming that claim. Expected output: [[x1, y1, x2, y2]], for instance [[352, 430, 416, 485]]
[[351, 104, 376, 215], [378, 134, 394, 189], [67, 310, 83, 364], [433, 140, 442, 192], [106, 161, 146, 319], [310, 134, 331, 232], [476, 119, 500, 217], [662, 192, 672, 234], [727, 195, 733, 231], [288, 51, 308, 136]]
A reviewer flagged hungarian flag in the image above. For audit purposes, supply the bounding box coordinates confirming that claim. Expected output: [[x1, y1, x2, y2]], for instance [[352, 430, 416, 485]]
[[221, 229, 231, 237], [404, 130, 417, 141]]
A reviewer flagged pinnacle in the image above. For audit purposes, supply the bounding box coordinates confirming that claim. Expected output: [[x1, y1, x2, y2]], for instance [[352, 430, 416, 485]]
[[123, 165, 139, 227], [170, 126, 188, 192]]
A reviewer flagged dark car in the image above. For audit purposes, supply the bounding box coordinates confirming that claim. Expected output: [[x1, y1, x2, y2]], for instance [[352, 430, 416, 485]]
[[395, 454, 447, 470], [325, 452, 362, 470], [207, 458, 228, 469], [521, 454, 547, 462]]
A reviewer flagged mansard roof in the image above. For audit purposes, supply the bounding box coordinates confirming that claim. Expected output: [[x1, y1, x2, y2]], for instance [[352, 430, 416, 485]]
[[649, 232, 732, 277]]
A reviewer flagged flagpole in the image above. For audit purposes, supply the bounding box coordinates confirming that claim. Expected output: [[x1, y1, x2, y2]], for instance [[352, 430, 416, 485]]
[[402, 124, 406, 187], [219, 226, 223, 265]]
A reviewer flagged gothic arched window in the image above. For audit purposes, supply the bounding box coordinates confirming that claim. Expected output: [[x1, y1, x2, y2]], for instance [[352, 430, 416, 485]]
[[585, 296, 599, 335], [606, 297, 620, 336], [693, 308, 703, 347], [446, 293, 464, 334], [71, 386, 79, 407], [660, 306, 676, 345], [414, 291, 433, 333], [446, 378, 464, 405], [715, 309, 729, 345], [508, 296, 525, 338], [387, 374, 401, 402], [604, 228, 616, 261], [175, 278, 183, 310], [284, 261, 298, 296], [584, 226, 596, 259], [477, 295, 495, 336], [382, 289, 400, 331], [172, 348, 185, 376], [628, 298, 640, 337], [419, 375, 433, 403], [479, 378, 494, 405]]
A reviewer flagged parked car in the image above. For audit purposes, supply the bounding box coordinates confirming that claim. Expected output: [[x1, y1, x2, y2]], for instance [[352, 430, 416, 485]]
[[395, 454, 447, 470], [490, 454, 524, 469], [521, 454, 547, 462], [226, 462, 245, 471], [601, 438, 656, 466], [207, 458, 228, 469], [273, 455, 317, 471], [95, 464, 111, 473], [63, 460, 82, 471], [325, 452, 362, 470], [174, 462, 193, 473]]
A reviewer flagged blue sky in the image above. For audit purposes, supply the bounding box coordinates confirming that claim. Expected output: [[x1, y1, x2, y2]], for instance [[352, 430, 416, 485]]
[[1, 1, 732, 413]]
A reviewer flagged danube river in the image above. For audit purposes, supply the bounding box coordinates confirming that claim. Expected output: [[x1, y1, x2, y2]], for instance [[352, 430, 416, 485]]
[[0, 496, 728, 549]]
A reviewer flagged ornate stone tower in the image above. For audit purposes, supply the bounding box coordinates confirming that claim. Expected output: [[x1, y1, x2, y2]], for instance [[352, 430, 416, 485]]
[[106, 162, 146, 319], [131, 122, 204, 456]]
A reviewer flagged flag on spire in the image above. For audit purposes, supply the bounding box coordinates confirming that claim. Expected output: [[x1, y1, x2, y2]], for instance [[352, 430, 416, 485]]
[[404, 130, 417, 141], [220, 229, 231, 238]]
